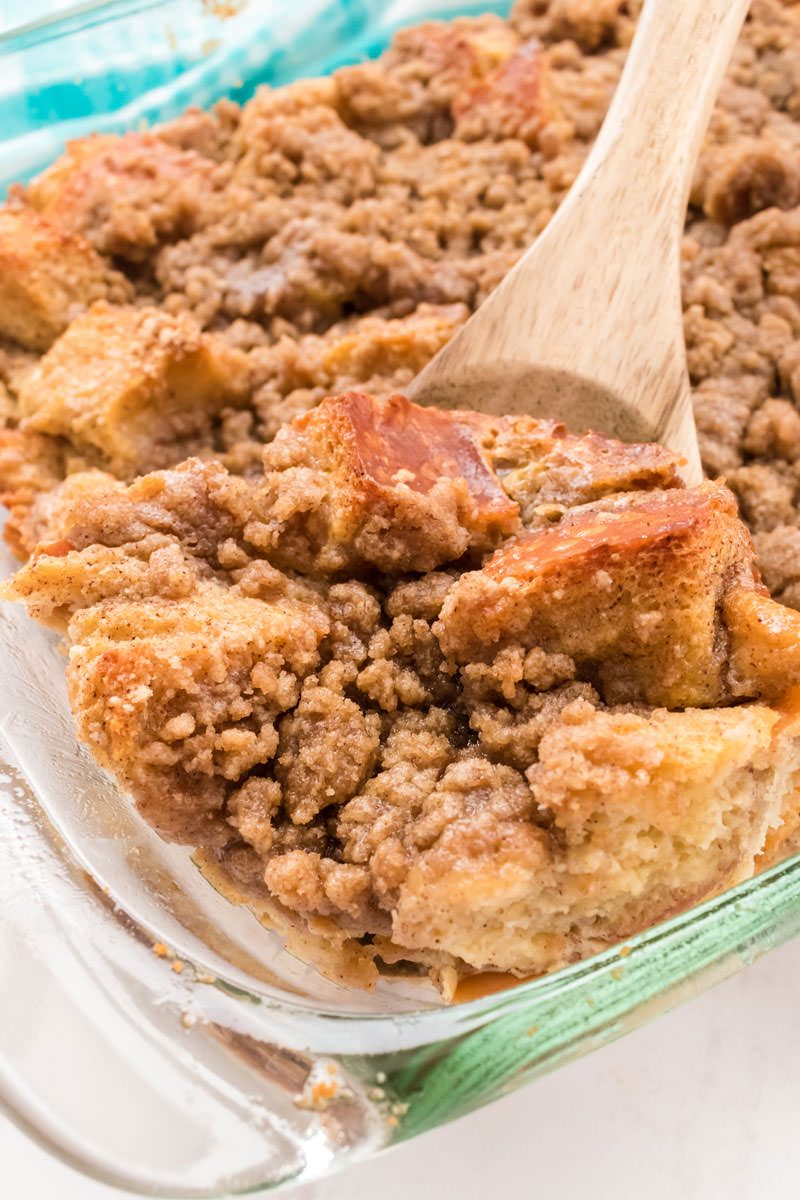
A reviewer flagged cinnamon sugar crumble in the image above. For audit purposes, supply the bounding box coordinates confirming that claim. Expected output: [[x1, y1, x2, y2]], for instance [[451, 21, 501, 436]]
[[4, 1, 800, 994]]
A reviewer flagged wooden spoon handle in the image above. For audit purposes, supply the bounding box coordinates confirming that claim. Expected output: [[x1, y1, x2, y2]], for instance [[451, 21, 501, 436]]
[[578, 0, 752, 235]]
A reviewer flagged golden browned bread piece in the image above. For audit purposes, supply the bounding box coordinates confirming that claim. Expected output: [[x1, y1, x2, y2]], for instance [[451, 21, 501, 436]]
[[25, 132, 226, 260], [483, 419, 684, 519], [6, 392, 800, 996], [390, 701, 800, 974], [251, 390, 521, 573], [17, 304, 251, 476], [334, 16, 520, 141], [227, 391, 681, 576], [725, 587, 800, 699], [3, 460, 238, 623], [0, 208, 131, 350], [0, 427, 66, 557], [69, 579, 329, 844], [437, 485, 760, 708], [317, 305, 468, 394], [452, 38, 554, 145]]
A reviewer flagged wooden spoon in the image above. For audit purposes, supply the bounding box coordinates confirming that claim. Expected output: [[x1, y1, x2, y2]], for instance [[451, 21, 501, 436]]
[[409, 0, 752, 485]]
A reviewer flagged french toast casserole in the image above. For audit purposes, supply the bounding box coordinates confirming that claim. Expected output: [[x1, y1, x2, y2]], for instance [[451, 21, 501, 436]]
[[4, 0, 800, 995]]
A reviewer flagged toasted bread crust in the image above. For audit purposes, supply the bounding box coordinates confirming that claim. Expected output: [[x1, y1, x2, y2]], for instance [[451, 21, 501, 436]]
[[26, 132, 227, 260], [438, 485, 759, 707]]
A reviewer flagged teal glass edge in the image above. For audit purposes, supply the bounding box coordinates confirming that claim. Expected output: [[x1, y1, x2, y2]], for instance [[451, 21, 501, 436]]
[[0, 0, 512, 189]]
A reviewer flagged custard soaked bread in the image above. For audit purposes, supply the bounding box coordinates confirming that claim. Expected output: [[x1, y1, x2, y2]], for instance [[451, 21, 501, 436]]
[[6, 0, 800, 992], [6, 392, 800, 992]]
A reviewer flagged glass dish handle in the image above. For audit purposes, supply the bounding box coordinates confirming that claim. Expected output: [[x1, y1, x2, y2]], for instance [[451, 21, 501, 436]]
[[0, 738, 388, 1196]]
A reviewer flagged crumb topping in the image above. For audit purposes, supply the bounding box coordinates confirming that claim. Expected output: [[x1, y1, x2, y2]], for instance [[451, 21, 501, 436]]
[[5, 0, 800, 992]]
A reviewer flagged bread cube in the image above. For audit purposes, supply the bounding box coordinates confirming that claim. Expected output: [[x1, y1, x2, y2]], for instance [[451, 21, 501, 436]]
[[477, 416, 682, 521], [68, 580, 329, 843], [392, 701, 796, 973], [19, 304, 251, 475], [0, 207, 131, 350], [26, 132, 223, 259], [725, 586, 800, 699], [453, 39, 553, 145], [438, 483, 759, 708], [258, 390, 520, 573]]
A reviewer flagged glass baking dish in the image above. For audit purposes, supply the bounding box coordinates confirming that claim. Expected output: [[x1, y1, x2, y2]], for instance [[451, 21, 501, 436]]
[[3, 1, 800, 1195]]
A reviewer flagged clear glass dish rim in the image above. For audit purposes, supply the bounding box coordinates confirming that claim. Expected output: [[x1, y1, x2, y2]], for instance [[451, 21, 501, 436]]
[[0, 0, 186, 51]]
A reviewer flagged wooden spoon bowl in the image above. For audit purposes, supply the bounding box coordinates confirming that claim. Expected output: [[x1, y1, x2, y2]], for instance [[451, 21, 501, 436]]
[[410, 0, 752, 486]]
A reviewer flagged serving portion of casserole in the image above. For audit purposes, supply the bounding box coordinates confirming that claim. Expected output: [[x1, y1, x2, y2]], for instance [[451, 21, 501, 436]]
[[4, 0, 800, 994]]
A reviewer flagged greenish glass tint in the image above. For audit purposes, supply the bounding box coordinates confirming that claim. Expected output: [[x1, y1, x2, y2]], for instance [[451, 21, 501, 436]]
[[2, 1, 800, 1195], [359, 857, 800, 1142]]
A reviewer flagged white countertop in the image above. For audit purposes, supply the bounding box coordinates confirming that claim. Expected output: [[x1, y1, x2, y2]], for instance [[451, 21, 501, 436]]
[[4, 934, 800, 1200]]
